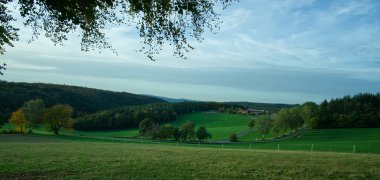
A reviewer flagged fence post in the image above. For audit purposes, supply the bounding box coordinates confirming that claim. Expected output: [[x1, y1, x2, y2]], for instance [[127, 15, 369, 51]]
[[278, 144, 280, 151], [249, 144, 252, 150], [353, 145, 356, 154], [311, 144, 314, 152], [222, 144, 224, 149]]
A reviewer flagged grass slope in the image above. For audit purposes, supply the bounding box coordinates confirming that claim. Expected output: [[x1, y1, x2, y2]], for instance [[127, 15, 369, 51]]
[[0, 134, 379, 179], [170, 112, 254, 140], [227, 128, 380, 154]]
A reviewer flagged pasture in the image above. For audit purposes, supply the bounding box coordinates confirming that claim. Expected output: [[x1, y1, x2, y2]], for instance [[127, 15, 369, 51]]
[[0, 134, 379, 179], [170, 112, 254, 140]]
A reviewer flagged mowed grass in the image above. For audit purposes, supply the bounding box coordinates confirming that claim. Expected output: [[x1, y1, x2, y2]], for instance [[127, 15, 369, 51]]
[[226, 128, 380, 154], [170, 112, 254, 140], [0, 123, 139, 138], [276, 128, 380, 154], [238, 129, 277, 141], [80, 129, 139, 138], [0, 134, 379, 179]]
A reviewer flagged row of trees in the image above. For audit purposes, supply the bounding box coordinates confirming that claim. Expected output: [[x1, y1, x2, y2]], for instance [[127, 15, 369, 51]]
[[139, 119, 211, 141], [7, 99, 74, 135], [252, 93, 380, 138], [313, 93, 380, 128], [74, 102, 242, 131], [253, 102, 318, 137]]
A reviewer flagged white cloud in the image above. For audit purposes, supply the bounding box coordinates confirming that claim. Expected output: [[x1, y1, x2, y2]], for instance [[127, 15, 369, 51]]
[[5, 59, 58, 71], [221, 8, 252, 31]]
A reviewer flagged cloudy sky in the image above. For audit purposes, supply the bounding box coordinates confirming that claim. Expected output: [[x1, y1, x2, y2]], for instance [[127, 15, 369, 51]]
[[2, 0, 380, 104]]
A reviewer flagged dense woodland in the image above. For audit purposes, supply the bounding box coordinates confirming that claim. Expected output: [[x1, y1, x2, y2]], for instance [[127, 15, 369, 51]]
[[74, 102, 242, 131], [313, 93, 380, 128], [257, 93, 380, 137], [0, 81, 163, 122]]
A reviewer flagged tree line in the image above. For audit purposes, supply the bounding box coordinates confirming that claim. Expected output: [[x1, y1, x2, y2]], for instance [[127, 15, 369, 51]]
[[253, 93, 380, 138], [252, 102, 317, 138], [312, 93, 380, 128], [6, 99, 73, 135], [139, 119, 211, 141], [73, 102, 243, 131]]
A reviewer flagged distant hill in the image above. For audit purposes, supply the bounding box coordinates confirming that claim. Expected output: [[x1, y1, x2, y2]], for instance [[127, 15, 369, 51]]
[[226, 102, 296, 112], [0, 81, 164, 121], [147, 95, 197, 103]]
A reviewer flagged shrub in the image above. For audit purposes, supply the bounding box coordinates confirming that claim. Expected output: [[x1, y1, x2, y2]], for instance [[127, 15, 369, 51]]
[[229, 133, 238, 142]]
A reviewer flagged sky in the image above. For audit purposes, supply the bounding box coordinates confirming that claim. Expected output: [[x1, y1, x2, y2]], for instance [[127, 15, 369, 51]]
[[2, 0, 380, 104]]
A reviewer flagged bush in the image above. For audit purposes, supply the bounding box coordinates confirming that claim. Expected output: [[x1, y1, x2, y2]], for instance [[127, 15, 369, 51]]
[[0, 129, 18, 134], [229, 133, 238, 142]]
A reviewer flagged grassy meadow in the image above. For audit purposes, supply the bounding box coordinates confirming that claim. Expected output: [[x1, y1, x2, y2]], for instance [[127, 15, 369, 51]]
[[170, 112, 254, 140], [1, 134, 380, 179]]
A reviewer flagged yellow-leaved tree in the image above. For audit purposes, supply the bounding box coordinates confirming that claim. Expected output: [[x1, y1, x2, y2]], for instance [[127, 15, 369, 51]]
[[43, 104, 73, 135], [9, 109, 28, 133]]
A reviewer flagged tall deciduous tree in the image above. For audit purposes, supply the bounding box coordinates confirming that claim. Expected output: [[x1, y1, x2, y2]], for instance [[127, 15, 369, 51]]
[[9, 109, 28, 133], [22, 98, 45, 132], [256, 115, 273, 138], [180, 121, 195, 141], [156, 124, 175, 140], [195, 126, 211, 141], [138, 118, 158, 137], [43, 104, 73, 135]]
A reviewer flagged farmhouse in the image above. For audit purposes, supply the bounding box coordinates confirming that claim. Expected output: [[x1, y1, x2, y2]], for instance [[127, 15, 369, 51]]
[[246, 109, 265, 115]]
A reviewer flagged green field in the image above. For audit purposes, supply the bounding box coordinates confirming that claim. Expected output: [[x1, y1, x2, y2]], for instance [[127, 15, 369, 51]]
[[77, 112, 254, 140], [215, 128, 380, 154], [170, 112, 254, 140], [2, 111, 380, 155], [238, 129, 277, 141], [0, 134, 379, 179]]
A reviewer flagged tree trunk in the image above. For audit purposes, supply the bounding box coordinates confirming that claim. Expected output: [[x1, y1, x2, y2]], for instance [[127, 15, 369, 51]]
[[53, 128, 59, 135]]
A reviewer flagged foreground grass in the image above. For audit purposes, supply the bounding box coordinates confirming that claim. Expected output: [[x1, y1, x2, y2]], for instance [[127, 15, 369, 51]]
[[1, 134, 380, 179]]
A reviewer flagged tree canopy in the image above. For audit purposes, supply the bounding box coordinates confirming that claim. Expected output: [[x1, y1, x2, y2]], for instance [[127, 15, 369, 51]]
[[0, 0, 236, 74], [43, 104, 74, 135], [195, 126, 211, 141], [8, 108, 28, 133], [21, 98, 45, 131]]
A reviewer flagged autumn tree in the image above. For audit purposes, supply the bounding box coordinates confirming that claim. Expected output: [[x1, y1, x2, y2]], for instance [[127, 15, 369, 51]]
[[195, 126, 211, 141], [21, 99, 45, 132], [43, 104, 73, 135], [0, 1, 236, 75], [9, 109, 28, 133]]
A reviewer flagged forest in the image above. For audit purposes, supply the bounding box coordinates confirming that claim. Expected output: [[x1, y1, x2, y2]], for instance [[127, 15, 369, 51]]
[[313, 93, 380, 128], [0, 81, 163, 122], [259, 93, 380, 136], [73, 102, 243, 131]]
